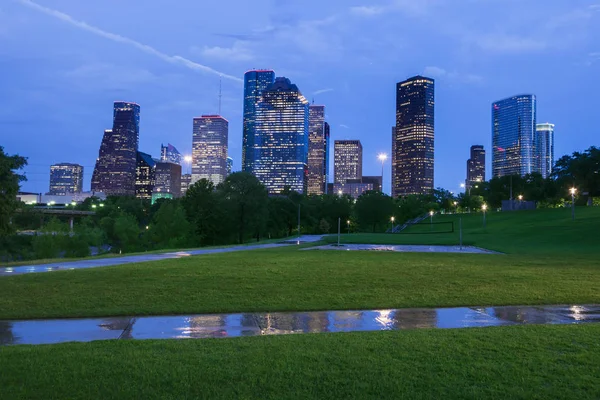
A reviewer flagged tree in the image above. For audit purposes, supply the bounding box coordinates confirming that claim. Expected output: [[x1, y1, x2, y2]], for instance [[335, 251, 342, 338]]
[[151, 200, 193, 248], [318, 218, 331, 234], [182, 179, 223, 245], [553, 147, 600, 205], [220, 172, 268, 243], [0, 147, 27, 237], [354, 191, 395, 232], [113, 213, 140, 253]]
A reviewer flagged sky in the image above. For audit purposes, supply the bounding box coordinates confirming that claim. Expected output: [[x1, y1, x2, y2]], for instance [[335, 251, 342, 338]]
[[1, 0, 599, 195]]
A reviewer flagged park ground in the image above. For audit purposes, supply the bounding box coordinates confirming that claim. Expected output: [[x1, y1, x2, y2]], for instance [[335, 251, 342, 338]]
[[1, 207, 600, 398]]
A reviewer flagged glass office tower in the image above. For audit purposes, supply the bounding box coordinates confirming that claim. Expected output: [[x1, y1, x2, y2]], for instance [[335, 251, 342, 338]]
[[192, 115, 229, 186], [135, 151, 155, 200], [466, 145, 485, 189], [307, 105, 327, 195], [536, 123, 555, 179], [91, 101, 140, 196], [393, 76, 435, 197], [242, 69, 275, 173], [492, 95, 536, 178], [49, 163, 83, 195], [160, 143, 183, 165], [253, 77, 309, 194], [334, 140, 363, 184]]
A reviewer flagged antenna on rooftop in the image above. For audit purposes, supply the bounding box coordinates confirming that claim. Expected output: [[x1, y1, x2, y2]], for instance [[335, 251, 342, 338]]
[[218, 76, 222, 115]]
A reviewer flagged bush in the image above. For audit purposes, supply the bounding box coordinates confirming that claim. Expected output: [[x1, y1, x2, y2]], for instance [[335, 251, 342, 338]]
[[31, 234, 62, 259]]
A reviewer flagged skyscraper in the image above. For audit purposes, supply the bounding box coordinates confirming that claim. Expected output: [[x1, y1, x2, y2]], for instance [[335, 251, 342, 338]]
[[393, 76, 435, 197], [334, 140, 362, 184], [243, 69, 275, 173], [48, 163, 83, 195], [307, 105, 327, 195], [492, 95, 537, 178], [160, 143, 182, 165], [226, 157, 233, 176], [154, 162, 182, 197], [91, 102, 140, 196], [180, 173, 192, 196], [253, 77, 310, 194], [466, 145, 485, 189], [324, 122, 331, 193], [135, 151, 155, 200], [536, 123, 555, 179], [192, 115, 229, 186]]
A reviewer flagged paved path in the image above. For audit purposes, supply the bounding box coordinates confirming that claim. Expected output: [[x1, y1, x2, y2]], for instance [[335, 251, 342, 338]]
[[2, 304, 597, 345], [305, 243, 500, 254]]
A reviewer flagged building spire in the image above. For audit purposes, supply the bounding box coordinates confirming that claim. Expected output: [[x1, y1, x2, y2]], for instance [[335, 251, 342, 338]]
[[218, 76, 222, 116]]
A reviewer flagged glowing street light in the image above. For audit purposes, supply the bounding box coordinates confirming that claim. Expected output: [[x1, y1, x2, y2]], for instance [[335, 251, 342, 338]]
[[518, 195, 523, 201], [390, 216, 395, 233], [570, 187, 577, 221], [378, 153, 388, 189], [184, 155, 192, 174], [453, 201, 458, 214], [482, 204, 488, 228], [91, 204, 97, 209], [347, 220, 351, 235], [338, 189, 343, 196], [99, 203, 105, 207]]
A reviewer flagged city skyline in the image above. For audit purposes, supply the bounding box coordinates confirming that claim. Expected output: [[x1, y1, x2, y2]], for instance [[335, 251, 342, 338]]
[[3, 1, 598, 195]]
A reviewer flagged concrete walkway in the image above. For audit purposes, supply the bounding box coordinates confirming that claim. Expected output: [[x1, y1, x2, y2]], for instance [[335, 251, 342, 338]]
[[305, 244, 500, 254], [2, 304, 598, 345]]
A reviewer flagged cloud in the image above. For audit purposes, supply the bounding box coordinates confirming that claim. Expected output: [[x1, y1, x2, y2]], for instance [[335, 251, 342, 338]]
[[471, 34, 547, 53], [423, 66, 484, 84], [339, 124, 350, 129], [350, 6, 385, 16], [313, 88, 334, 95], [16, 0, 242, 83], [195, 41, 255, 62]]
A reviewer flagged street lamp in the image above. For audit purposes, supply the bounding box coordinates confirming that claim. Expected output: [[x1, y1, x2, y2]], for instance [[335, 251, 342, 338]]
[[378, 153, 388, 190], [338, 189, 343, 196], [99, 203, 105, 207], [91, 204, 97, 209], [570, 187, 577, 221], [184, 155, 192, 174], [390, 216, 395, 233], [482, 204, 488, 228], [453, 201, 458, 214], [429, 210, 434, 224], [347, 220, 351, 235], [518, 195, 523, 201]]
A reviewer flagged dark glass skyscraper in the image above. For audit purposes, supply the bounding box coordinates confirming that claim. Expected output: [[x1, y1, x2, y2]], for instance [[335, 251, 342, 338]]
[[135, 151, 155, 200], [334, 140, 363, 184], [466, 145, 485, 189], [48, 163, 83, 195], [242, 69, 275, 173], [492, 95, 536, 178], [253, 77, 309, 194], [536, 123, 555, 179], [155, 162, 182, 197], [393, 76, 435, 197], [91, 102, 140, 196], [307, 105, 327, 195], [160, 143, 182, 165]]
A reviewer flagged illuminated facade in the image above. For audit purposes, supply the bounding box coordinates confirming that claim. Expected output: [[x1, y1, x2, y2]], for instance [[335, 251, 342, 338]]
[[334, 140, 362, 184], [48, 163, 83, 195], [135, 151, 155, 200], [154, 162, 182, 197], [492, 95, 537, 178], [466, 145, 485, 189], [253, 77, 310, 194], [324, 122, 330, 193], [362, 176, 382, 192], [227, 157, 233, 176], [307, 105, 327, 195], [333, 181, 373, 199], [192, 115, 229, 186], [160, 143, 182, 165], [243, 69, 275, 173], [180, 173, 192, 196], [393, 76, 435, 197], [536, 123, 555, 179], [91, 102, 140, 196]]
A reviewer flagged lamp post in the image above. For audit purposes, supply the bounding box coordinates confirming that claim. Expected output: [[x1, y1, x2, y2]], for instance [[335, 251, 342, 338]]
[[390, 216, 395, 233], [570, 187, 577, 221], [347, 220, 351, 235], [184, 155, 192, 175], [482, 204, 488, 228], [453, 201, 458, 214], [429, 210, 434, 228], [378, 153, 388, 192], [338, 189, 343, 197]]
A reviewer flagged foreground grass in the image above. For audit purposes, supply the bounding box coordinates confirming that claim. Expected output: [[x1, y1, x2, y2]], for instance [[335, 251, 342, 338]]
[[1, 248, 600, 319], [326, 207, 600, 254], [2, 324, 600, 399]]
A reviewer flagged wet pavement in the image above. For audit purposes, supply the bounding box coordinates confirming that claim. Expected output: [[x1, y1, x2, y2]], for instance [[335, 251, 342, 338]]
[[0, 243, 294, 276], [1, 304, 598, 345], [305, 244, 500, 254]]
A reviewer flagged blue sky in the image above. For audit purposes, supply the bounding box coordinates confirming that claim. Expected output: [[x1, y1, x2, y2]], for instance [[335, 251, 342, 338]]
[[2, 0, 599, 195]]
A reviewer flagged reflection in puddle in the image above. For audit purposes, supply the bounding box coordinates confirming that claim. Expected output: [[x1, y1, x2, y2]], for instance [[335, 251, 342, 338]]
[[2, 304, 599, 346]]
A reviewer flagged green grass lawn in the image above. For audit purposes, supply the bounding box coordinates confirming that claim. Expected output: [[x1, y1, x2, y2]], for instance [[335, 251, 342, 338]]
[[327, 207, 600, 254], [2, 324, 600, 399]]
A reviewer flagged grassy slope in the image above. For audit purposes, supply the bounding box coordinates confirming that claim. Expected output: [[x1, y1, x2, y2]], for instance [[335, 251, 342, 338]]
[[326, 207, 600, 254], [2, 324, 600, 399]]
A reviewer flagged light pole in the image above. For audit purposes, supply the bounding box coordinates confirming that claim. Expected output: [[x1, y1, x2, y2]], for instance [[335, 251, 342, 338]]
[[482, 204, 488, 228], [390, 216, 395, 233], [378, 153, 388, 191], [518, 195, 523, 210], [347, 220, 351, 235], [570, 187, 577, 221], [184, 155, 192, 175], [429, 210, 434, 229], [338, 189, 343, 197], [453, 201, 458, 214]]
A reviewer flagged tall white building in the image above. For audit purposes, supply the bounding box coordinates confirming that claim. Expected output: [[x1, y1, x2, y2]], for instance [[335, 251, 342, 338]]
[[192, 115, 229, 186]]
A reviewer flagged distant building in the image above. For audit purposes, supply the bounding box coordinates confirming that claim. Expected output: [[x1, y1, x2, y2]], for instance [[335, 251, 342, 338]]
[[160, 143, 183, 165], [180, 173, 192, 196], [243, 69, 275, 173], [393, 76, 435, 197], [307, 105, 327, 195], [192, 115, 229, 186], [466, 145, 485, 189], [536, 123, 555, 179], [362, 176, 382, 193], [334, 140, 362, 184], [334, 180, 373, 199], [18, 191, 106, 205], [91, 102, 140, 196], [227, 157, 233, 176], [492, 95, 537, 178], [253, 77, 310, 194], [324, 122, 331, 193], [326, 182, 334, 195], [48, 163, 83, 195], [154, 162, 182, 197], [135, 151, 156, 200], [151, 192, 173, 205]]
